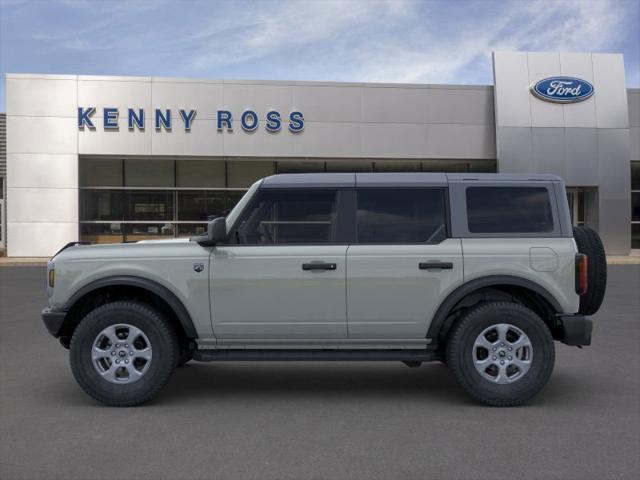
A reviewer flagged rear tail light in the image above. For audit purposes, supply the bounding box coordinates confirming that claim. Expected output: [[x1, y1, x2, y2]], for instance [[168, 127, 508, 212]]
[[575, 254, 588, 295]]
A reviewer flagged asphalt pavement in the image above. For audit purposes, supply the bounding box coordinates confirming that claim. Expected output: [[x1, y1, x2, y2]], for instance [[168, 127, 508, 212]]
[[1, 266, 639, 480]]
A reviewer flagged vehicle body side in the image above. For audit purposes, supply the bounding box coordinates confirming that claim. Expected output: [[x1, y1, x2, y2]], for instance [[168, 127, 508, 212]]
[[45, 173, 580, 349]]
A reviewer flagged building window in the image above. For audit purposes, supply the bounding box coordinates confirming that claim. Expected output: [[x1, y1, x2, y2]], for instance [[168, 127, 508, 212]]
[[79, 157, 498, 244], [632, 162, 640, 249]]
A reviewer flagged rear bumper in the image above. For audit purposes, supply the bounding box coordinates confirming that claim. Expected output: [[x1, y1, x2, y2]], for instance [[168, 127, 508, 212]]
[[557, 314, 593, 346], [42, 307, 67, 338]]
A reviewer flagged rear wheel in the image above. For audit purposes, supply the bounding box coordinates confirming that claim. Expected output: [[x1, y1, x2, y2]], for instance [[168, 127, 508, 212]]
[[573, 226, 607, 315], [446, 302, 555, 407], [70, 301, 178, 407]]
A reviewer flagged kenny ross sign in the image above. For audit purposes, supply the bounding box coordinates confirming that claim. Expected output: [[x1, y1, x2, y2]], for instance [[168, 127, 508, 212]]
[[77, 107, 305, 133]]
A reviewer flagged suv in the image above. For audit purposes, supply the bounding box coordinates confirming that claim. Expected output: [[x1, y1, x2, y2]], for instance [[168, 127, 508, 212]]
[[42, 173, 606, 407]]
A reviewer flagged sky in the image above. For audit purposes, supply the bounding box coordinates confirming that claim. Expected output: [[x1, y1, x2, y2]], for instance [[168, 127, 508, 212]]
[[0, 0, 639, 111]]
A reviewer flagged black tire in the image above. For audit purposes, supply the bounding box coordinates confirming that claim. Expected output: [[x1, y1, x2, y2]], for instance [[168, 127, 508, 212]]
[[70, 301, 178, 407], [573, 226, 607, 315], [446, 302, 555, 407]]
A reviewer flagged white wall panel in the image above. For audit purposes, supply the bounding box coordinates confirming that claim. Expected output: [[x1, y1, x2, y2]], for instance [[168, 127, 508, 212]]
[[7, 116, 77, 154], [492, 52, 532, 127], [560, 53, 597, 128], [361, 124, 428, 157], [426, 88, 494, 125], [223, 83, 293, 121], [79, 118, 151, 155], [7, 154, 78, 189], [528, 52, 564, 128], [7, 187, 78, 223], [428, 124, 495, 158], [7, 222, 78, 257], [151, 119, 223, 156], [78, 78, 151, 118], [592, 54, 629, 129], [152, 80, 223, 120], [6, 76, 77, 117], [361, 87, 429, 124], [293, 85, 361, 122], [291, 122, 360, 157]]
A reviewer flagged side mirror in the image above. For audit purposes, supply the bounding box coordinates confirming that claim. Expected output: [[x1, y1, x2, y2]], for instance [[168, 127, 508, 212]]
[[208, 217, 227, 244], [192, 216, 227, 246]]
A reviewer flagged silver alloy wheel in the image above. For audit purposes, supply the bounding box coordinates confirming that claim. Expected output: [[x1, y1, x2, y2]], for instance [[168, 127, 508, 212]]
[[472, 323, 533, 384], [91, 324, 153, 384]]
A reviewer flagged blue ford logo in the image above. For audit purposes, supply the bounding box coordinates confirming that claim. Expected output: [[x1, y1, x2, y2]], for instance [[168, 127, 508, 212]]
[[531, 77, 594, 103]]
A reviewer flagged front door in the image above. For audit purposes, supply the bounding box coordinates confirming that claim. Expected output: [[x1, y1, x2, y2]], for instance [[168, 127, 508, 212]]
[[346, 188, 463, 339], [210, 188, 348, 340]]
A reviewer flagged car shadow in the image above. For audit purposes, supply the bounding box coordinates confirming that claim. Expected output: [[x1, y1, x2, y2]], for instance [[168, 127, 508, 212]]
[[156, 361, 469, 404]]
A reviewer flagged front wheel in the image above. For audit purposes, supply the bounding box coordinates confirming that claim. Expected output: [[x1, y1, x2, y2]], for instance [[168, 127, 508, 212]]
[[70, 301, 178, 407], [446, 302, 555, 407]]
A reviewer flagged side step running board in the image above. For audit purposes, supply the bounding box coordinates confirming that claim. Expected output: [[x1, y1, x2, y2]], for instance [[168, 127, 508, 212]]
[[193, 349, 437, 362]]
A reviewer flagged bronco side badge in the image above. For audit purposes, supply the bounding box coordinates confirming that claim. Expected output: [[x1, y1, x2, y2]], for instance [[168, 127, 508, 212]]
[[193, 263, 204, 273]]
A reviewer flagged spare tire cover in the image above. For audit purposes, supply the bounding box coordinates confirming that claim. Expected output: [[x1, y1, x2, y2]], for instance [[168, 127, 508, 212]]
[[573, 226, 607, 315]]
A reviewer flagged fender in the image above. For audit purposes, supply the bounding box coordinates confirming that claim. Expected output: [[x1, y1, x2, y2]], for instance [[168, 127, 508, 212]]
[[63, 275, 197, 338], [426, 275, 563, 342]]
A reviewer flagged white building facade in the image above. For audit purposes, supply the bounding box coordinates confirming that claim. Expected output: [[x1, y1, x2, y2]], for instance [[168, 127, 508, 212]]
[[3, 51, 639, 256]]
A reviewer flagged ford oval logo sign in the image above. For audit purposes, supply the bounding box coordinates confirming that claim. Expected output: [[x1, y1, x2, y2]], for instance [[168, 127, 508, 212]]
[[531, 77, 594, 103]]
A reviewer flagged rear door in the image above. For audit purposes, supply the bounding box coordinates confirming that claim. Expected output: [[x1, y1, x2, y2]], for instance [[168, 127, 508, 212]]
[[346, 187, 463, 339]]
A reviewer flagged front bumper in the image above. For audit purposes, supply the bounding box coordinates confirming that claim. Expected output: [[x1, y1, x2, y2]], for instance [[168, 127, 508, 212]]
[[557, 314, 593, 346], [42, 307, 67, 338]]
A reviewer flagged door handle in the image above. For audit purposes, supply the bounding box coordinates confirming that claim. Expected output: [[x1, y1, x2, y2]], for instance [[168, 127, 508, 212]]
[[419, 261, 453, 270], [302, 262, 337, 271]]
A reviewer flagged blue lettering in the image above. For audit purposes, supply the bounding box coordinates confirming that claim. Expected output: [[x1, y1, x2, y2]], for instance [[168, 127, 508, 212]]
[[241, 110, 259, 132], [128, 108, 145, 130], [217, 110, 233, 131], [155, 109, 172, 130], [179, 109, 197, 130], [77, 107, 96, 129], [288, 111, 304, 133], [265, 110, 281, 132], [103, 108, 119, 129]]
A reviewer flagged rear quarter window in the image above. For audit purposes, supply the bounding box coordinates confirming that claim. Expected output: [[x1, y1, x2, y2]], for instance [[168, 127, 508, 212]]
[[466, 187, 554, 234]]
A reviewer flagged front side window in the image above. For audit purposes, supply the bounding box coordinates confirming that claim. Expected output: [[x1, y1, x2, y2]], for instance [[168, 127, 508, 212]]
[[234, 189, 338, 245], [356, 188, 447, 243], [466, 187, 554, 234]]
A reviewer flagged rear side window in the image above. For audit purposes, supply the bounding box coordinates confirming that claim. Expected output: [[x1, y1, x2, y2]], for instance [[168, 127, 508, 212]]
[[356, 188, 447, 243], [466, 187, 554, 233]]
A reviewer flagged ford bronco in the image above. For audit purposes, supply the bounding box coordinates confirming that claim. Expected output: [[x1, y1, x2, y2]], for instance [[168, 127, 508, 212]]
[[42, 173, 606, 407]]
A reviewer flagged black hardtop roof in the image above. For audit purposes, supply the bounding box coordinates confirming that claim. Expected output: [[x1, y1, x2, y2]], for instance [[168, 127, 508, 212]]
[[260, 172, 563, 188]]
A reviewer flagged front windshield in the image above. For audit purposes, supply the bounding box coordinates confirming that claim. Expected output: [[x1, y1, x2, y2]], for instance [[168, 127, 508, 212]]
[[225, 180, 261, 231]]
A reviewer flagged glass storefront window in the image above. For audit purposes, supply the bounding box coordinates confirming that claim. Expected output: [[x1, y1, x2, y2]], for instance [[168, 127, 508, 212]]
[[124, 223, 176, 242], [80, 190, 126, 221], [177, 223, 208, 237], [80, 223, 124, 244], [128, 191, 174, 221], [125, 159, 175, 187], [325, 161, 372, 172], [178, 191, 226, 221], [632, 224, 640, 249], [176, 160, 225, 188], [374, 161, 420, 172], [277, 161, 325, 173], [227, 161, 274, 188], [80, 158, 123, 187]]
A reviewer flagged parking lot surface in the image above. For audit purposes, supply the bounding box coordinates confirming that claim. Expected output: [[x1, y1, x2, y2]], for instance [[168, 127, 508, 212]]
[[1, 266, 639, 480]]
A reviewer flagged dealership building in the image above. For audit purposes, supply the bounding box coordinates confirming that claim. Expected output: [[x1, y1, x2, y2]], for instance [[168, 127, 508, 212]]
[[1, 51, 639, 257]]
